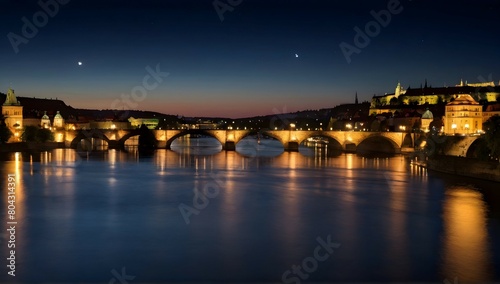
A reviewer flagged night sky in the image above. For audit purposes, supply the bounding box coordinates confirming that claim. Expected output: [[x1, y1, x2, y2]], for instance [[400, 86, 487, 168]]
[[1, 0, 499, 118]]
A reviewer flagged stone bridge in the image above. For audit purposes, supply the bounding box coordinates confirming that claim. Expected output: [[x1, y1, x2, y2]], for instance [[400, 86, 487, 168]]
[[424, 135, 484, 157], [58, 128, 484, 155], [61, 128, 422, 153]]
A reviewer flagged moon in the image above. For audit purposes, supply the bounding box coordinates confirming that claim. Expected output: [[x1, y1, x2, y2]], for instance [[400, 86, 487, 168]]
[[295, 54, 299, 58], [78, 61, 83, 66]]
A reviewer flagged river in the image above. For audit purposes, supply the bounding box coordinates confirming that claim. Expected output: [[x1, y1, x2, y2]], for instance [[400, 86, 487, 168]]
[[0, 136, 499, 283]]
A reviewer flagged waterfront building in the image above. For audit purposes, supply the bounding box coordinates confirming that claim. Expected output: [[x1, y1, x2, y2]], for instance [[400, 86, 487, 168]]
[[444, 94, 482, 135], [128, 117, 159, 129], [1, 88, 23, 140], [53, 111, 64, 129]]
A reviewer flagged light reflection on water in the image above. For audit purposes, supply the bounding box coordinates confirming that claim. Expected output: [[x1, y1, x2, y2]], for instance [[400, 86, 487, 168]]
[[0, 137, 499, 283]]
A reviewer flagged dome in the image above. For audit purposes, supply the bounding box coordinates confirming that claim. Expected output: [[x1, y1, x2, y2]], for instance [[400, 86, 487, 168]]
[[422, 109, 433, 119], [54, 111, 63, 119], [42, 111, 49, 120]]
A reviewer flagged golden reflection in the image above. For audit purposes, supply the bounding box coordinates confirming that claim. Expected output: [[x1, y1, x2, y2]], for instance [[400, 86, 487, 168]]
[[109, 149, 117, 169], [2, 152, 26, 262], [345, 154, 354, 169], [441, 188, 492, 281]]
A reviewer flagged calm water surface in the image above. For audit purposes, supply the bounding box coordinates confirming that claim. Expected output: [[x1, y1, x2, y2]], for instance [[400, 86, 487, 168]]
[[1, 137, 499, 283]]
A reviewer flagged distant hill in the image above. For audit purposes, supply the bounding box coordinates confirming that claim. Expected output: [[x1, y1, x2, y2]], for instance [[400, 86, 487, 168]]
[[1, 92, 371, 125], [0, 93, 175, 122]]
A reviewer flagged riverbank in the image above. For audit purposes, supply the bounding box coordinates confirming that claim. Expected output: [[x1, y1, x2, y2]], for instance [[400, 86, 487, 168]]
[[422, 155, 500, 183]]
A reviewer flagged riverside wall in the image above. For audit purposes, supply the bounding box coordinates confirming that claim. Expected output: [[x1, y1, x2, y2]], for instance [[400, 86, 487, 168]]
[[426, 155, 500, 183]]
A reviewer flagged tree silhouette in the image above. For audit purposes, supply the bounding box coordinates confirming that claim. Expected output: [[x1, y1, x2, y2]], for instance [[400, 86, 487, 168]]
[[484, 115, 500, 159], [0, 115, 12, 143]]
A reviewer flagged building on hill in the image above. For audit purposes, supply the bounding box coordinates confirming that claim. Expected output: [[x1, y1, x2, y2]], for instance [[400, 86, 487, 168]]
[[370, 80, 500, 116], [444, 94, 482, 135], [128, 117, 159, 129], [1, 88, 23, 141]]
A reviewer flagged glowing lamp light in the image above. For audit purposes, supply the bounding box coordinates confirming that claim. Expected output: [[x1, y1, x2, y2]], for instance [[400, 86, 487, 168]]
[[451, 123, 457, 134]]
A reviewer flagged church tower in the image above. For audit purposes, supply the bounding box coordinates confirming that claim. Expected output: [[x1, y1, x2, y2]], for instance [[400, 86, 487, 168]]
[[2, 88, 23, 140]]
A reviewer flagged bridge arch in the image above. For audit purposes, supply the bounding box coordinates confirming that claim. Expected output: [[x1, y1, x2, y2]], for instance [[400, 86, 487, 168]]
[[118, 129, 144, 147], [298, 132, 343, 150], [260, 131, 286, 145], [402, 133, 413, 147], [466, 137, 487, 158], [69, 129, 111, 149], [357, 135, 400, 154], [166, 129, 224, 149]]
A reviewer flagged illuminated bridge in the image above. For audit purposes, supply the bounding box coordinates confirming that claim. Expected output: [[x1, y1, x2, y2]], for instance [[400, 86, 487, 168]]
[[59, 129, 420, 153]]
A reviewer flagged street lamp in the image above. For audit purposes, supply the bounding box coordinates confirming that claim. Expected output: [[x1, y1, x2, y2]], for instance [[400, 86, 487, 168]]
[[346, 123, 352, 131], [451, 123, 457, 135], [464, 124, 469, 135], [399, 125, 406, 132], [290, 123, 296, 130]]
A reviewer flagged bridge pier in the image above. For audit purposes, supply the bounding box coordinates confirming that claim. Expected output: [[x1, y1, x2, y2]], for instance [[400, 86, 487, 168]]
[[157, 141, 167, 149], [284, 141, 299, 152], [107, 140, 121, 149], [223, 141, 236, 151]]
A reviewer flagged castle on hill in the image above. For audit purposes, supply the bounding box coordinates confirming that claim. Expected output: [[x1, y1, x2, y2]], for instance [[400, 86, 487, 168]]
[[370, 80, 500, 116]]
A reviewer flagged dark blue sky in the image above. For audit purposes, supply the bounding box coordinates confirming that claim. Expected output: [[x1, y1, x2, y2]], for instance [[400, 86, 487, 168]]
[[1, 0, 499, 117]]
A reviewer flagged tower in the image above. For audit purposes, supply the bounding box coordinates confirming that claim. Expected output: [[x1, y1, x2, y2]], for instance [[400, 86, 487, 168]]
[[395, 82, 402, 97], [41, 111, 51, 128], [53, 111, 64, 128], [2, 88, 23, 140], [355, 92, 359, 104]]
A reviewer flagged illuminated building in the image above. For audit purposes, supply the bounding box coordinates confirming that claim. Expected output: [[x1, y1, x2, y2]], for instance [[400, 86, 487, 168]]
[[41, 111, 51, 128], [53, 111, 64, 129], [370, 80, 500, 116], [128, 117, 159, 129], [1, 88, 23, 141], [420, 109, 433, 132], [444, 94, 482, 135]]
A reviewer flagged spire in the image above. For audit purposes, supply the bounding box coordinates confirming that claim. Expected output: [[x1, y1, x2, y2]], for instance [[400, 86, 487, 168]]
[[395, 82, 402, 97], [424, 79, 428, 88], [355, 92, 359, 104]]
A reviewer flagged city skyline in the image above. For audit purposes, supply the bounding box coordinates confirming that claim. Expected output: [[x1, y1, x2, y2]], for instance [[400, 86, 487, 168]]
[[1, 0, 499, 118]]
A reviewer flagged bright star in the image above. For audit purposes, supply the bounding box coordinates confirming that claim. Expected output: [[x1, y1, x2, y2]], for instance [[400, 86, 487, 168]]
[[295, 54, 299, 58], [78, 61, 83, 66]]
